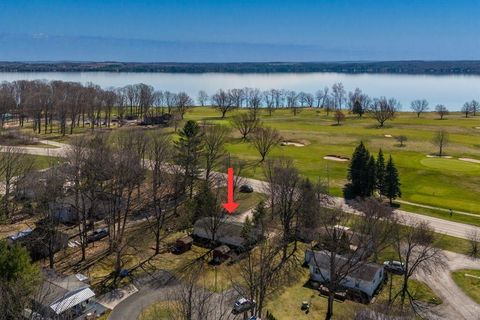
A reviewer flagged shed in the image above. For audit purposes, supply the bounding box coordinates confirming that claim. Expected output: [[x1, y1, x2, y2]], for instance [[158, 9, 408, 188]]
[[213, 245, 231, 264], [173, 236, 193, 254]]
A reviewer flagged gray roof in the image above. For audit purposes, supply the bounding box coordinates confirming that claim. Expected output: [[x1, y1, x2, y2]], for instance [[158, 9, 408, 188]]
[[308, 250, 382, 282], [37, 270, 90, 307]]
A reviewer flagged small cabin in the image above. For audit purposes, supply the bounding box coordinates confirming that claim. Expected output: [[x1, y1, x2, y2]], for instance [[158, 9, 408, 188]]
[[213, 245, 231, 264], [173, 236, 193, 254]]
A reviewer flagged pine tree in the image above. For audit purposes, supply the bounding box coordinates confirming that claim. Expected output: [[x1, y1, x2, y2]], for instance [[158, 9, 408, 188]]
[[241, 216, 253, 246], [352, 100, 364, 117], [348, 141, 370, 197], [383, 156, 401, 205], [175, 120, 203, 198], [366, 155, 376, 196], [376, 149, 386, 193]]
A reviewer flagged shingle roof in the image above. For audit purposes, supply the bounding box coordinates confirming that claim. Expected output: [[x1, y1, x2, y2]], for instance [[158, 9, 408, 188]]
[[308, 250, 382, 282]]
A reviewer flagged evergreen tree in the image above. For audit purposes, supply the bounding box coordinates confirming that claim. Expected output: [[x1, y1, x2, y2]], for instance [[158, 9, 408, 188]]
[[348, 141, 371, 197], [175, 120, 203, 198], [375, 149, 386, 192], [352, 100, 364, 117], [192, 181, 217, 222], [252, 200, 267, 237], [298, 178, 320, 229], [241, 216, 253, 246], [366, 155, 376, 196], [383, 156, 401, 205], [0, 241, 40, 318]]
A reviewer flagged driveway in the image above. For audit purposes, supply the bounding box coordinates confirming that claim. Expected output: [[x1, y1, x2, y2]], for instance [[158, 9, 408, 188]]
[[418, 251, 480, 320]]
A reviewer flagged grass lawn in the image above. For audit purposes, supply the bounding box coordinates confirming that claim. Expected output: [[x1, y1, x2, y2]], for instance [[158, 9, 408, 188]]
[[30, 155, 63, 170], [397, 203, 480, 227], [184, 108, 480, 216], [377, 275, 442, 306], [139, 301, 173, 320], [265, 269, 358, 320], [451, 269, 480, 304]]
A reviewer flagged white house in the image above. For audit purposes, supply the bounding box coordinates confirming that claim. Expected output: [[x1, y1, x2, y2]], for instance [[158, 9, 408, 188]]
[[32, 269, 96, 318], [306, 249, 384, 298]]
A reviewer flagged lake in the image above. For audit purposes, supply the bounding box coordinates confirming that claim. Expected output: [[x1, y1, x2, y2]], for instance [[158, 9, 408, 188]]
[[1, 72, 479, 110]]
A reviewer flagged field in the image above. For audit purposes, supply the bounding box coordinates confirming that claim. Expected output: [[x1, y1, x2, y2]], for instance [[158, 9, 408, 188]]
[[184, 108, 480, 219], [451, 269, 480, 304]]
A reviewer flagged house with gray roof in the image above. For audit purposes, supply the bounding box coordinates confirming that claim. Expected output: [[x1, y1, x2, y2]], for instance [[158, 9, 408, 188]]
[[32, 269, 96, 319], [306, 249, 384, 299]]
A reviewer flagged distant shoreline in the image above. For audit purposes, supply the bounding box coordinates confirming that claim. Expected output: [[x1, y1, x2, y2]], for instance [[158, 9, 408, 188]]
[[3, 61, 480, 75]]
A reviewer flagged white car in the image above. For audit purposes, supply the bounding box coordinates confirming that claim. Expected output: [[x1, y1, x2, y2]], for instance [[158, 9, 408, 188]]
[[383, 260, 405, 274], [232, 298, 256, 314]]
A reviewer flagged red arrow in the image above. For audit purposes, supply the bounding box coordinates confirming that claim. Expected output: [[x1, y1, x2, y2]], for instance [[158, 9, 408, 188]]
[[222, 167, 239, 214]]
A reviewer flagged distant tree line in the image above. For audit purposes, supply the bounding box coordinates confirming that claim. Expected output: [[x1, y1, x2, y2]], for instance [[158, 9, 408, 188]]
[[5, 61, 480, 74]]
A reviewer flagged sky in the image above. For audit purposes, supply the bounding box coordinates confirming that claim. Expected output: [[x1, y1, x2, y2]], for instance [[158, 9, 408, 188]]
[[0, 0, 479, 62]]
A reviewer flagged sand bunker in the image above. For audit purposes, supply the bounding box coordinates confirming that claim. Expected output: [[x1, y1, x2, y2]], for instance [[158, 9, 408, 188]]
[[323, 155, 350, 162], [281, 141, 305, 147], [474, 127, 480, 129], [384, 134, 393, 138], [426, 155, 453, 159], [459, 158, 480, 164]]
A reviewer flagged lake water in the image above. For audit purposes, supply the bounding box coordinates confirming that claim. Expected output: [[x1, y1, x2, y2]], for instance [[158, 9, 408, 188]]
[[1, 72, 479, 110]]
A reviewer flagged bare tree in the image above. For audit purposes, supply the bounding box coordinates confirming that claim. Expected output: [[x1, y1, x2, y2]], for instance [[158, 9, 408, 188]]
[[410, 99, 429, 118], [264, 158, 301, 259], [431, 130, 449, 157], [0, 146, 34, 219], [435, 104, 449, 120], [202, 124, 230, 182], [462, 101, 473, 118], [146, 134, 173, 254], [175, 92, 194, 119], [467, 229, 480, 258], [471, 99, 479, 116], [331, 82, 346, 110], [262, 90, 276, 116], [333, 110, 345, 125], [393, 220, 446, 311], [230, 111, 261, 140], [211, 89, 235, 118], [251, 126, 281, 161], [285, 90, 300, 115], [395, 135, 407, 147], [368, 97, 400, 127], [233, 236, 299, 318], [197, 90, 209, 107], [315, 87, 329, 108]]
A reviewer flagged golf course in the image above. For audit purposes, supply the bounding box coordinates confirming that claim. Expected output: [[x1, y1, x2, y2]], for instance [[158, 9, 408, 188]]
[[185, 107, 480, 219]]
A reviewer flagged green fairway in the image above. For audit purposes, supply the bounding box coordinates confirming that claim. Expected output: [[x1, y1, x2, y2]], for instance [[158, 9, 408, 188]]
[[184, 107, 480, 216], [420, 158, 480, 173]]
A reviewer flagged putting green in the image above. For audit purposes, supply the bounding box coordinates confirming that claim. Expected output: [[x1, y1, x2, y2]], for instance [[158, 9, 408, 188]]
[[420, 158, 480, 173]]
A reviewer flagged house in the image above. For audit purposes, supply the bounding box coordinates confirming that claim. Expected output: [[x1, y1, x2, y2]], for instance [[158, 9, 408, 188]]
[[306, 250, 384, 300], [32, 269, 96, 319], [213, 244, 231, 264], [49, 195, 113, 224], [192, 217, 262, 249], [13, 226, 68, 261], [139, 114, 172, 126]]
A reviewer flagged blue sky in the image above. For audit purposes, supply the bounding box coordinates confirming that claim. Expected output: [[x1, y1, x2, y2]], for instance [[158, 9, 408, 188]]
[[0, 0, 479, 61]]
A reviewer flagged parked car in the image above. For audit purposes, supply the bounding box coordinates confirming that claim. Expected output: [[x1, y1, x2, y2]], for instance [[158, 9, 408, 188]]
[[239, 184, 254, 193], [248, 317, 260, 320], [383, 260, 405, 274], [232, 298, 255, 314], [87, 228, 108, 243]]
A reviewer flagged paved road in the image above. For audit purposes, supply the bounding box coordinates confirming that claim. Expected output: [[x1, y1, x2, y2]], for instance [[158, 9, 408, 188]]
[[3, 142, 480, 241], [418, 251, 480, 320], [108, 270, 240, 320]]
